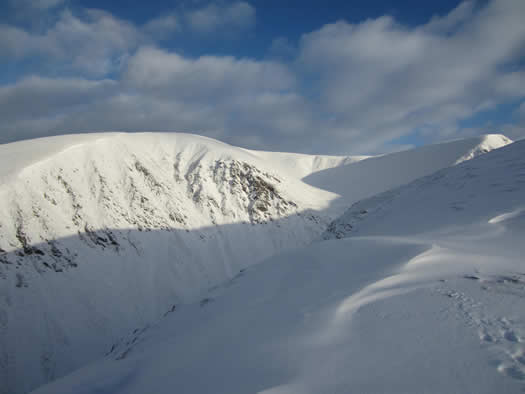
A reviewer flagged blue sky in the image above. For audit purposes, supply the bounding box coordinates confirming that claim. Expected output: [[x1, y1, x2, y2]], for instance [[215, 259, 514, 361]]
[[0, 0, 524, 154]]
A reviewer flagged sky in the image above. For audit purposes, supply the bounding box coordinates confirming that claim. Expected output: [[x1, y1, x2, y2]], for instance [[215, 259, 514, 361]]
[[0, 0, 524, 155]]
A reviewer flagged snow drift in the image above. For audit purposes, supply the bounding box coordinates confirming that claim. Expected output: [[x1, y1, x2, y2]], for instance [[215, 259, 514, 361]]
[[33, 138, 525, 394], [0, 132, 511, 393]]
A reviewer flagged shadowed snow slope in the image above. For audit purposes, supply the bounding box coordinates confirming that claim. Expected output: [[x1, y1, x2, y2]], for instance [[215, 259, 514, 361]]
[[32, 140, 525, 394], [0, 132, 511, 393], [304, 134, 511, 209]]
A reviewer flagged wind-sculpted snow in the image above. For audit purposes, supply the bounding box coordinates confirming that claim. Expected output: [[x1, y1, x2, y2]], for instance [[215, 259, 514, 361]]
[[323, 139, 525, 240], [32, 139, 525, 394], [304, 134, 511, 207], [0, 132, 512, 393]]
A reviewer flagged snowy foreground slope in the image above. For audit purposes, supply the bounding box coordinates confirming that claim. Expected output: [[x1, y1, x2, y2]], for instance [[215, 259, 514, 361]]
[[33, 138, 525, 394], [0, 132, 510, 393]]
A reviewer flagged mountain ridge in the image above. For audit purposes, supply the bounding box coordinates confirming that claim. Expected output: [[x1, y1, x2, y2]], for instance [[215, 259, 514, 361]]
[[31, 139, 525, 394], [0, 132, 512, 394]]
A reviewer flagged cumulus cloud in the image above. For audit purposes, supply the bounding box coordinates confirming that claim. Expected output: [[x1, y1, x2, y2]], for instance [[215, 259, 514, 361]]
[[423, 0, 476, 34], [0, 76, 115, 119], [9, 47, 303, 146], [185, 1, 255, 33], [0, 2, 256, 75], [0, 0, 524, 154], [0, 76, 116, 141], [297, 0, 525, 150], [124, 47, 294, 98], [0, 9, 140, 76]]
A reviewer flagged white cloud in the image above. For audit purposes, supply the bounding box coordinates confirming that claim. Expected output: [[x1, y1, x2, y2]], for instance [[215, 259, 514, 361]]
[[0, 76, 116, 120], [519, 102, 525, 119], [296, 0, 525, 149], [493, 72, 525, 98], [71, 47, 306, 148], [423, 0, 475, 34], [0, 46, 306, 151], [9, 0, 65, 10], [0, 2, 257, 76], [0, 24, 41, 57], [0, 9, 140, 76], [503, 101, 525, 141], [143, 14, 179, 39], [124, 46, 294, 98], [49, 9, 140, 76], [0, 76, 116, 141], [185, 1, 255, 33], [0, 0, 524, 154]]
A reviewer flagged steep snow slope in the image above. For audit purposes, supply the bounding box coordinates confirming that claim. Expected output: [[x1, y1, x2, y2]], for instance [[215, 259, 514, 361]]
[[33, 140, 525, 394], [0, 132, 510, 394], [304, 134, 511, 208], [0, 132, 336, 394], [323, 135, 520, 240]]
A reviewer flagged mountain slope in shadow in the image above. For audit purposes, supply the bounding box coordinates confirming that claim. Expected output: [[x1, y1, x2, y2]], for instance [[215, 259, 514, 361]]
[[303, 134, 511, 207], [0, 132, 511, 393], [32, 140, 525, 394]]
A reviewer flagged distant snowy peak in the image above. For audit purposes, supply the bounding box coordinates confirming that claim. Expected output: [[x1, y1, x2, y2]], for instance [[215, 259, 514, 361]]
[[453, 134, 513, 164]]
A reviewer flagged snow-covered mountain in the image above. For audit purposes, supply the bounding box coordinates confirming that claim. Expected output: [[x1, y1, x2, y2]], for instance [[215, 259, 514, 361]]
[[32, 138, 525, 394], [303, 134, 512, 206], [0, 132, 511, 394]]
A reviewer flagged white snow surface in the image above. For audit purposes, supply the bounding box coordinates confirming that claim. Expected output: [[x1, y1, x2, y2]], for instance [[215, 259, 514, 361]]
[[243, 148, 369, 180], [0, 132, 513, 394], [303, 134, 512, 208], [32, 138, 525, 394]]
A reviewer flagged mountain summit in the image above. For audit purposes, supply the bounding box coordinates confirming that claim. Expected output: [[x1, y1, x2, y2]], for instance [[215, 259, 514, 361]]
[[0, 132, 512, 394]]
